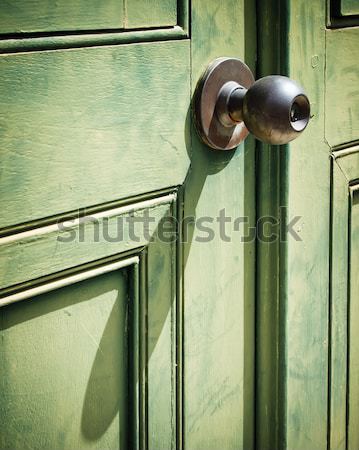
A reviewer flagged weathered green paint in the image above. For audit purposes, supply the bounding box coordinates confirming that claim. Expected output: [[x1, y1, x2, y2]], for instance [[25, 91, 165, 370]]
[[331, 147, 359, 450], [276, 0, 358, 447], [3, 0, 357, 448], [183, 1, 256, 449], [125, 0, 177, 28], [326, 27, 359, 147], [1, 270, 130, 449], [0, 196, 174, 289], [285, 0, 330, 448], [339, 0, 359, 15], [0, 0, 178, 34], [0, 27, 188, 54], [0, 194, 179, 449], [256, 0, 333, 448], [0, 0, 123, 33], [331, 150, 350, 450], [1, 0, 254, 448], [0, 42, 190, 229], [349, 186, 359, 450], [255, 0, 287, 448]]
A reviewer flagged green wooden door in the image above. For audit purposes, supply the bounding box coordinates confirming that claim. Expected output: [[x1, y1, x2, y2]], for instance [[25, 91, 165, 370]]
[[254, 0, 359, 449], [0, 2, 256, 450]]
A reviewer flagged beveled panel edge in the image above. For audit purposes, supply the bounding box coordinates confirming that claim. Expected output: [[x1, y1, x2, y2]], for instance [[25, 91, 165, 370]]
[[329, 148, 359, 449], [0, 25, 188, 54], [327, 0, 359, 27], [0, 187, 178, 239], [332, 146, 359, 183], [332, 144, 359, 158], [177, 0, 189, 35], [0, 255, 138, 307], [0, 250, 144, 450], [0, 191, 177, 293], [0, 193, 177, 246]]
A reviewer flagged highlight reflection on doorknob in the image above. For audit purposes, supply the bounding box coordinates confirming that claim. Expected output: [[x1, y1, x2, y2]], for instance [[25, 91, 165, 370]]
[[194, 57, 311, 150]]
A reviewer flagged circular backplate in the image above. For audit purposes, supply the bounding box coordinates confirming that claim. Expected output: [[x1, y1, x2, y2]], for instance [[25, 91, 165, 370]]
[[194, 58, 255, 150]]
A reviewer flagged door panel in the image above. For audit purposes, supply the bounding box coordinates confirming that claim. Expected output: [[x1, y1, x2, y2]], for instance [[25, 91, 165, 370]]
[[325, 27, 359, 147], [0, 0, 256, 449], [0, 0, 124, 34], [0, 0, 178, 34], [0, 42, 190, 230], [125, 0, 178, 29], [0, 195, 174, 290], [1, 270, 130, 450], [0, 194, 179, 450]]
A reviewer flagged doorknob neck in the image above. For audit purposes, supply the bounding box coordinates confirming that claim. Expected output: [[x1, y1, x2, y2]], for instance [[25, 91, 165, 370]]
[[194, 58, 311, 150]]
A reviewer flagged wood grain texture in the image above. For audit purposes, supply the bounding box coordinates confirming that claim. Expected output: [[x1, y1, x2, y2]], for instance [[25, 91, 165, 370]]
[[326, 27, 359, 147], [0, 198, 173, 290], [330, 150, 352, 450], [0, 27, 188, 54], [255, 1, 286, 448], [0, 41, 190, 230], [0, 0, 124, 33], [125, 0, 178, 28], [0, 0, 181, 34], [284, 0, 330, 448], [183, 1, 256, 449]]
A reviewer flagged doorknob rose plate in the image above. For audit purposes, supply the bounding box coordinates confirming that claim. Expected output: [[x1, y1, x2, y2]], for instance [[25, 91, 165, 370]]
[[194, 57, 255, 150], [194, 57, 311, 150]]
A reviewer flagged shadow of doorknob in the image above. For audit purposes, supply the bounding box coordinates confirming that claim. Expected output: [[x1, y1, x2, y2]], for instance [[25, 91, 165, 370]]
[[194, 58, 310, 150]]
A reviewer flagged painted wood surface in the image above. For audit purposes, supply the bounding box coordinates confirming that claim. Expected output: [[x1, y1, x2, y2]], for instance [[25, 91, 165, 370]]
[[0, 0, 178, 34], [340, 0, 359, 15], [0, 42, 190, 230], [146, 228, 177, 450], [266, 0, 331, 448], [255, 1, 286, 448], [0, 1, 256, 449], [0, 196, 179, 450], [349, 187, 359, 450], [330, 148, 359, 450], [1, 270, 130, 449], [283, 0, 358, 448], [326, 27, 359, 148], [0, 195, 174, 290], [331, 150, 351, 450], [125, 0, 177, 28], [184, 1, 256, 449]]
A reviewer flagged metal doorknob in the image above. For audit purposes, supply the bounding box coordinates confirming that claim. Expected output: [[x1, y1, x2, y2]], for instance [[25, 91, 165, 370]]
[[194, 57, 310, 150]]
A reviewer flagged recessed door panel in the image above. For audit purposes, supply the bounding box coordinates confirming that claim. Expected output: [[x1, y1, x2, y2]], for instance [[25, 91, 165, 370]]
[[0, 270, 130, 450], [325, 28, 359, 147], [0, 0, 179, 34], [0, 42, 190, 230], [339, 0, 359, 16]]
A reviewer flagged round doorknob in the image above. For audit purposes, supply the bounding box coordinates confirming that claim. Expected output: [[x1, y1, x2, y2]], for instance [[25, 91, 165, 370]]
[[194, 57, 311, 150]]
